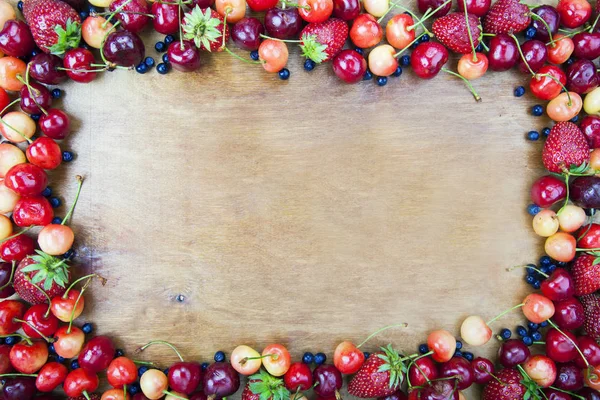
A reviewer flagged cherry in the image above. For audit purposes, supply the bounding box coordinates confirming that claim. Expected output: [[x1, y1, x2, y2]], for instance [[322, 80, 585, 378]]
[[0, 20, 34, 57], [63, 48, 97, 83], [21, 304, 59, 339], [0, 235, 35, 262], [81, 16, 113, 49], [78, 335, 116, 373], [523, 355, 557, 388], [576, 336, 600, 368], [518, 40, 548, 74], [230, 345, 261, 376], [26, 137, 62, 170], [0, 263, 15, 299], [578, 388, 600, 399], [567, 59, 599, 93], [284, 362, 312, 391], [50, 289, 84, 322], [487, 33, 518, 71], [543, 388, 573, 399], [546, 328, 578, 363], [557, 0, 591, 28], [580, 117, 600, 149], [417, 0, 450, 17], [553, 298, 584, 330], [408, 356, 438, 386], [64, 368, 99, 398], [107, 357, 138, 389], [261, 344, 291, 376], [350, 13, 383, 49], [540, 268, 574, 301], [332, 341, 364, 375], [109, 0, 150, 33], [141, 369, 168, 399], [471, 357, 494, 384], [258, 39, 288, 73], [386, 14, 415, 50], [36, 361, 68, 392], [39, 109, 71, 140], [457, 0, 490, 16], [585, 366, 600, 391], [532, 6, 560, 41], [547, 34, 574, 64], [19, 81, 52, 116], [333, 0, 360, 20], [531, 175, 567, 208], [152, 2, 180, 35], [0, 300, 25, 335], [246, 0, 277, 11], [411, 42, 448, 80], [332, 49, 367, 83], [313, 364, 342, 398], [439, 357, 474, 390], [53, 326, 85, 359], [547, 91, 582, 122], [298, 0, 333, 23], [2, 376, 37, 400], [103, 30, 145, 68], [167, 41, 201, 72], [419, 380, 458, 400], [0, 57, 26, 91], [572, 32, 600, 60], [168, 362, 202, 394], [457, 53, 488, 80], [380, 392, 408, 400], [460, 315, 492, 346], [4, 163, 47, 196], [530, 65, 566, 100], [368, 44, 398, 77], [497, 339, 530, 368], [264, 7, 302, 39], [0, 344, 12, 374], [203, 362, 240, 399], [9, 339, 48, 373], [523, 293, 555, 324], [231, 18, 264, 51], [555, 362, 584, 391], [28, 54, 66, 85]]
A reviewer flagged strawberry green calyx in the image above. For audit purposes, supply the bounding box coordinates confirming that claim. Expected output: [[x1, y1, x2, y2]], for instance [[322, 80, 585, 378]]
[[48, 19, 81, 55], [300, 34, 328, 64], [378, 344, 407, 390], [21, 250, 70, 291], [182, 6, 222, 52], [249, 369, 290, 400], [516, 365, 543, 400]]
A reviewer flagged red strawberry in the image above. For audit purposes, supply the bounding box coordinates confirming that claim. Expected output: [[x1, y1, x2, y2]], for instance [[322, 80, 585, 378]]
[[68, 395, 101, 400], [572, 253, 600, 296], [581, 294, 600, 340], [300, 18, 348, 63], [483, 0, 531, 34], [348, 345, 406, 398], [432, 12, 481, 54], [482, 369, 527, 400], [241, 370, 290, 400], [182, 6, 229, 52], [13, 251, 70, 305], [23, 0, 81, 54], [542, 122, 590, 173]]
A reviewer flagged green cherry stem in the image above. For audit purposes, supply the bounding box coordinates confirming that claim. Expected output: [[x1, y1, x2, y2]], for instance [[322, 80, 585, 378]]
[[536, 72, 573, 107], [0, 373, 38, 378], [67, 277, 93, 334], [13, 318, 54, 343], [259, 33, 302, 43], [133, 359, 156, 366], [241, 353, 278, 365], [506, 264, 549, 278], [486, 303, 525, 325], [549, 386, 586, 400], [441, 67, 481, 102], [16, 64, 48, 117], [62, 175, 84, 225], [0, 225, 34, 245], [178, 0, 184, 49], [137, 340, 185, 362], [394, 32, 428, 57], [224, 47, 264, 65], [510, 34, 535, 77], [529, 13, 555, 46], [0, 114, 32, 144], [408, 0, 451, 31], [103, 0, 135, 26], [547, 319, 589, 368], [589, 13, 600, 33], [0, 333, 32, 345], [356, 323, 408, 348], [64, 273, 105, 298], [462, 0, 477, 61], [0, 98, 21, 116], [163, 391, 188, 400]]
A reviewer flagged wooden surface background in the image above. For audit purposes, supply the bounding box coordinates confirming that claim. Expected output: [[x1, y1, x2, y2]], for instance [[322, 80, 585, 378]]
[[44, 14, 551, 397]]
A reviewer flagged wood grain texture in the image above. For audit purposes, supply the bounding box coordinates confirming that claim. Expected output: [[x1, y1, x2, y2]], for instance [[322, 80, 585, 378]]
[[41, 15, 552, 398]]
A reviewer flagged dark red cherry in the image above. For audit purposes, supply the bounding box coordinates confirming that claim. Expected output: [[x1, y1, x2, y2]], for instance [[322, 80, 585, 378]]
[[109, 0, 150, 32], [379, 392, 408, 400], [231, 17, 265, 51], [540, 268, 574, 301], [419, 380, 459, 400], [498, 339, 531, 368], [102, 30, 145, 68], [78, 336, 116, 373], [417, 0, 450, 17], [578, 387, 600, 399], [191, 0, 214, 8], [518, 40, 547, 73], [408, 356, 438, 387], [553, 297, 585, 330], [21, 304, 59, 338], [488, 33, 519, 71], [580, 116, 600, 148], [0, 235, 35, 262], [332, 49, 367, 83], [0, 20, 35, 57], [567, 59, 599, 94], [2, 376, 36, 400], [333, 0, 360, 20], [457, 0, 490, 17], [411, 42, 448, 79], [203, 362, 240, 399], [543, 388, 574, 400], [264, 7, 302, 39], [0, 263, 15, 299], [554, 362, 584, 391], [4, 163, 48, 196], [167, 41, 201, 72], [312, 364, 342, 398], [532, 5, 561, 41], [152, 2, 181, 35], [39, 109, 70, 140], [168, 362, 203, 395], [576, 336, 600, 368], [19, 82, 52, 115], [572, 32, 600, 60], [546, 328, 578, 363], [29, 54, 67, 85], [439, 357, 474, 390], [12, 196, 53, 227], [471, 357, 495, 384], [63, 48, 97, 83]]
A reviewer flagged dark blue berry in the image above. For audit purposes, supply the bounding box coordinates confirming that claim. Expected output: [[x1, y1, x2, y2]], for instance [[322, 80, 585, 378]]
[[62, 151, 74, 162], [516, 325, 528, 337], [419, 344, 428, 354], [155, 41, 166, 52], [548, 264, 557, 273], [400, 55, 411, 66], [539, 256, 552, 266], [527, 130, 540, 141], [79, 10, 89, 19], [17, 1, 23, 11], [525, 27, 537, 39], [51, 88, 62, 99], [455, 340, 463, 350], [526, 275, 535, 284], [4, 336, 17, 345], [565, 57, 575, 66], [49, 197, 61, 208], [542, 127, 551, 137], [354, 47, 363, 55], [145, 57, 155, 67], [376, 76, 387, 86], [164, 35, 175, 44], [392, 66, 403, 77], [163, 368, 170, 375], [82, 323, 93, 334], [527, 204, 541, 215], [540, 265, 550, 276], [31, 114, 41, 122], [214, 351, 225, 362], [363, 69, 373, 80], [420, 35, 430, 43], [138, 366, 149, 377], [302, 352, 314, 364], [463, 352, 474, 361], [71, 360, 80, 370], [48, 344, 56, 354], [532, 105, 544, 116], [62, 249, 75, 259], [532, 331, 542, 341], [514, 86, 525, 97], [56, 356, 65, 363], [557, 261, 567, 267], [304, 59, 316, 71], [454, 350, 463, 358], [162, 53, 169, 63], [115, 349, 125, 357], [157, 63, 170, 75], [201, 362, 209, 371], [278, 68, 290, 80], [363, 351, 370, 359], [87, 5, 98, 12], [314, 352, 326, 365], [532, 280, 541, 289], [522, 336, 533, 346], [250, 50, 259, 61], [128, 384, 140, 395], [42, 187, 52, 197], [51, 217, 61, 224], [500, 328, 512, 340], [540, 321, 548, 328], [136, 63, 149, 74], [571, 115, 579, 123]]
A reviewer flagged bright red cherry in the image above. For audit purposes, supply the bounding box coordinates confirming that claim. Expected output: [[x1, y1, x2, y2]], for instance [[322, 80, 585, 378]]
[[36, 362, 68, 392], [530, 65, 566, 100], [333, 341, 364, 374], [21, 303, 59, 338], [109, 0, 150, 32], [151, 2, 180, 34], [4, 163, 48, 196], [349, 13, 382, 49], [488, 33, 518, 71], [531, 175, 567, 208], [9, 340, 48, 374], [427, 330, 456, 363], [553, 297, 585, 330], [0, 20, 35, 57], [12, 196, 53, 226], [0, 344, 13, 374], [107, 357, 138, 389], [540, 268, 575, 301], [78, 335, 116, 373], [332, 0, 360, 20], [417, 0, 450, 17], [0, 300, 25, 335], [456, 0, 490, 16], [411, 42, 448, 80], [557, 0, 591, 28], [63, 48, 97, 83], [332, 49, 367, 84], [546, 328, 579, 363], [548, 34, 574, 64], [167, 41, 201, 72], [284, 362, 313, 391], [408, 356, 438, 387], [64, 368, 99, 397], [26, 137, 62, 170], [518, 40, 548, 74], [28, 54, 67, 85], [246, 0, 277, 11], [298, 0, 333, 23], [39, 109, 71, 140], [0, 235, 35, 262], [576, 336, 600, 368]]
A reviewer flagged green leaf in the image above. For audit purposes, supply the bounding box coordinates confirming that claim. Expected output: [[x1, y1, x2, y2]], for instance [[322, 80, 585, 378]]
[[21, 264, 42, 273], [299, 34, 328, 64], [48, 19, 81, 55], [182, 6, 223, 51]]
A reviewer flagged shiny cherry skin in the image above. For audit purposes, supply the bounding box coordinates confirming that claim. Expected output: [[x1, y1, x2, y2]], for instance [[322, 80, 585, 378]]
[[332, 49, 367, 83], [577, 388, 600, 399], [0, 300, 25, 334], [546, 328, 578, 363], [203, 362, 240, 399], [350, 13, 382, 48], [109, 0, 150, 32], [63, 48, 97, 83], [26, 137, 62, 170], [36, 362, 68, 392], [50, 289, 85, 322], [554, 362, 584, 391], [531, 175, 567, 208], [541, 268, 574, 301], [332, 0, 360, 20], [532, 5, 561, 41], [168, 361, 203, 394], [0, 234, 35, 262], [523, 355, 557, 388], [264, 7, 302, 39], [498, 339, 531, 368], [333, 341, 364, 375], [53, 326, 85, 359], [103, 30, 145, 68], [152, 2, 180, 34], [21, 303, 59, 339], [0, 263, 15, 298], [531, 65, 566, 100], [380, 392, 408, 400], [39, 109, 71, 140], [553, 297, 585, 330], [580, 117, 600, 148], [567, 59, 599, 93], [417, 0, 450, 17], [457, 0, 490, 17], [231, 18, 264, 51], [313, 364, 342, 398], [439, 357, 474, 390], [543, 388, 573, 399], [19, 81, 52, 115], [576, 336, 600, 368], [3, 377, 37, 400], [471, 357, 495, 384], [572, 32, 600, 60], [4, 163, 48, 196], [284, 362, 313, 391], [9, 340, 49, 374], [411, 42, 448, 79], [557, 0, 591, 28], [78, 335, 116, 373], [408, 356, 438, 387], [548, 34, 574, 64], [107, 357, 138, 389], [419, 380, 458, 400], [246, 0, 277, 11], [0, 344, 13, 374], [298, 0, 333, 23], [427, 330, 456, 363], [518, 40, 547, 73], [488, 33, 518, 71], [0, 20, 34, 57], [167, 41, 201, 72], [64, 368, 100, 397]]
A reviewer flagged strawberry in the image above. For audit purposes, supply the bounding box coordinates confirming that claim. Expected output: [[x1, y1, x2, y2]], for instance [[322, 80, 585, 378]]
[[182, 6, 229, 52], [68, 395, 101, 400], [482, 0, 531, 34], [432, 13, 481, 54], [348, 345, 407, 398], [581, 294, 600, 340], [571, 253, 600, 296], [241, 369, 290, 400], [482, 369, 527, 400], [13, 251, 70, 305], [23, 0, 81, 54], [542, 122, 590, 173], [300, 18, 348, 63]]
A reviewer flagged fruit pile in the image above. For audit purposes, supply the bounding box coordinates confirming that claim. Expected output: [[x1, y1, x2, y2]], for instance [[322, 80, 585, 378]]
[[0, 0, 596, 396]]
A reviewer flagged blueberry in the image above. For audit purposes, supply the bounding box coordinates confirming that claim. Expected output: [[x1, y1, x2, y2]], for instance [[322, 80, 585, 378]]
[[455, 340, 463, 350], [420, 35, 430, 43], [557, 261, 567, 267], [42, 187, 52, 197], [527, 130, 540, 141], [145, 57, 155, 67], [156, 63, 170, 75], [571, 115, 579, 123], [138, 366, 149, 377], [532, 331, 542, 341], [49, 197, 61, 208], [532, 105, 544, 116], [527, 204, 541, 215], [51, 88, 63, 99], [392, 66, 403, 77], [532, 280, 541, 289], [201, 362, 209, 371], [82, 323, 93, 334], [79, 10, 89, 19], [155, 41, 166, 52], [71, 360, 80, 370], [164, 35, 175, 44], [516, 325, 528, 337], [250, 50, 259, 61], [87, 5, 98, 13], [525, 275, 535, 284], [301, 352, 314, 364], [17, 1, 23, 12], [56, 356, 65, 363], [522, 336, 534, 346], [400, 55, 411, 67], [162, 53, 169, 63], [566, 57, 575, 66], [128, 384, 141, 395], [51, 217, 61, 224], [514, 86, 525, 97], [500, 328, 512, 340], [463, 352, 474, 361], [62, 151, 74, 162], [418, 344, 428, 354], [363, 69, 373, 80], [526, 264, 538, 275], [376, 76, 387, 86], [31, 114, 41, 122], [314, 352, 326, 365], [525, 27, 537, 39], [548, 264, 557, 273], [4, 336, 17, 345], [539, 256, 552, 266], [115, 349, 125, 357], [363, 351, 370, 359], [454, 350, 463, 358], [62, 249, 75, 259], [542, 127, 551, 137], [540, 265, 550, 275], [136, 63, 149, 74], [540, 321, 549, 328], [163, 368, 170, 375], [475, 43, 483, 52], [214, 351, 225, 362], [354, 47, 363, 55], [278, 68, 290, 80], [48, 344, 56, 354], [304, 59, 316, 71]]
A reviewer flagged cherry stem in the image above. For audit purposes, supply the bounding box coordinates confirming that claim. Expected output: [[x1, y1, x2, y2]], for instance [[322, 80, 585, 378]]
[[590, 13, 600, 33], [13, 318, 54, 343], [259, 33, 302, 43], [486, 303, 524, 325], [394, 32, 427, 57], [163, 390, 188, 400], [461, 0, 477, 60], [103, 0, 135, 27], [506, 264, 549, 278], [57, 67, 108, 73], [83, 391, 91, 400], [533, 341, 546, 345], [409, 0, 451, 31], [356, 323, 408, 348], [549, 386, 586, 400], [547, 28, 587, 45], [537, 72, 573, 107], [221, 8, 230, 49], [62, 175, 84, 225], [178, 0, 184, 49], [529, 13, 555, 46], [224, 47, 264, 65], [0, 113, 32, 144], [24, 273, 53, 316], [133, 359, 155, 366], [559, 172, 571, 214], [96, 10, 154, 17], [547, 319, 589, 368], [64, 273, 105, 298], [17, 64, 48, 117], [0, 98, 20, 116], [0, 373, 38, 377], [0, 333, 32, 345], [137, 340, 185, 362], [0, 225, 34, 245], [67, 277, 93, 334], [279, 0, 310, 9], [576, 247, 600, 251], [510, 34, 535, 77], [0, 261, 15, 292], [241, 353, 278, 365], [99, 21, 121, 67], [578, 213, 596, 242], [441, 67, 481, 102]]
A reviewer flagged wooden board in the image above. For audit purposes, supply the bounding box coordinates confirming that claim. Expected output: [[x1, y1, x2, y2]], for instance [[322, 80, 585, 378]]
[[46, 21, 551, 397]]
